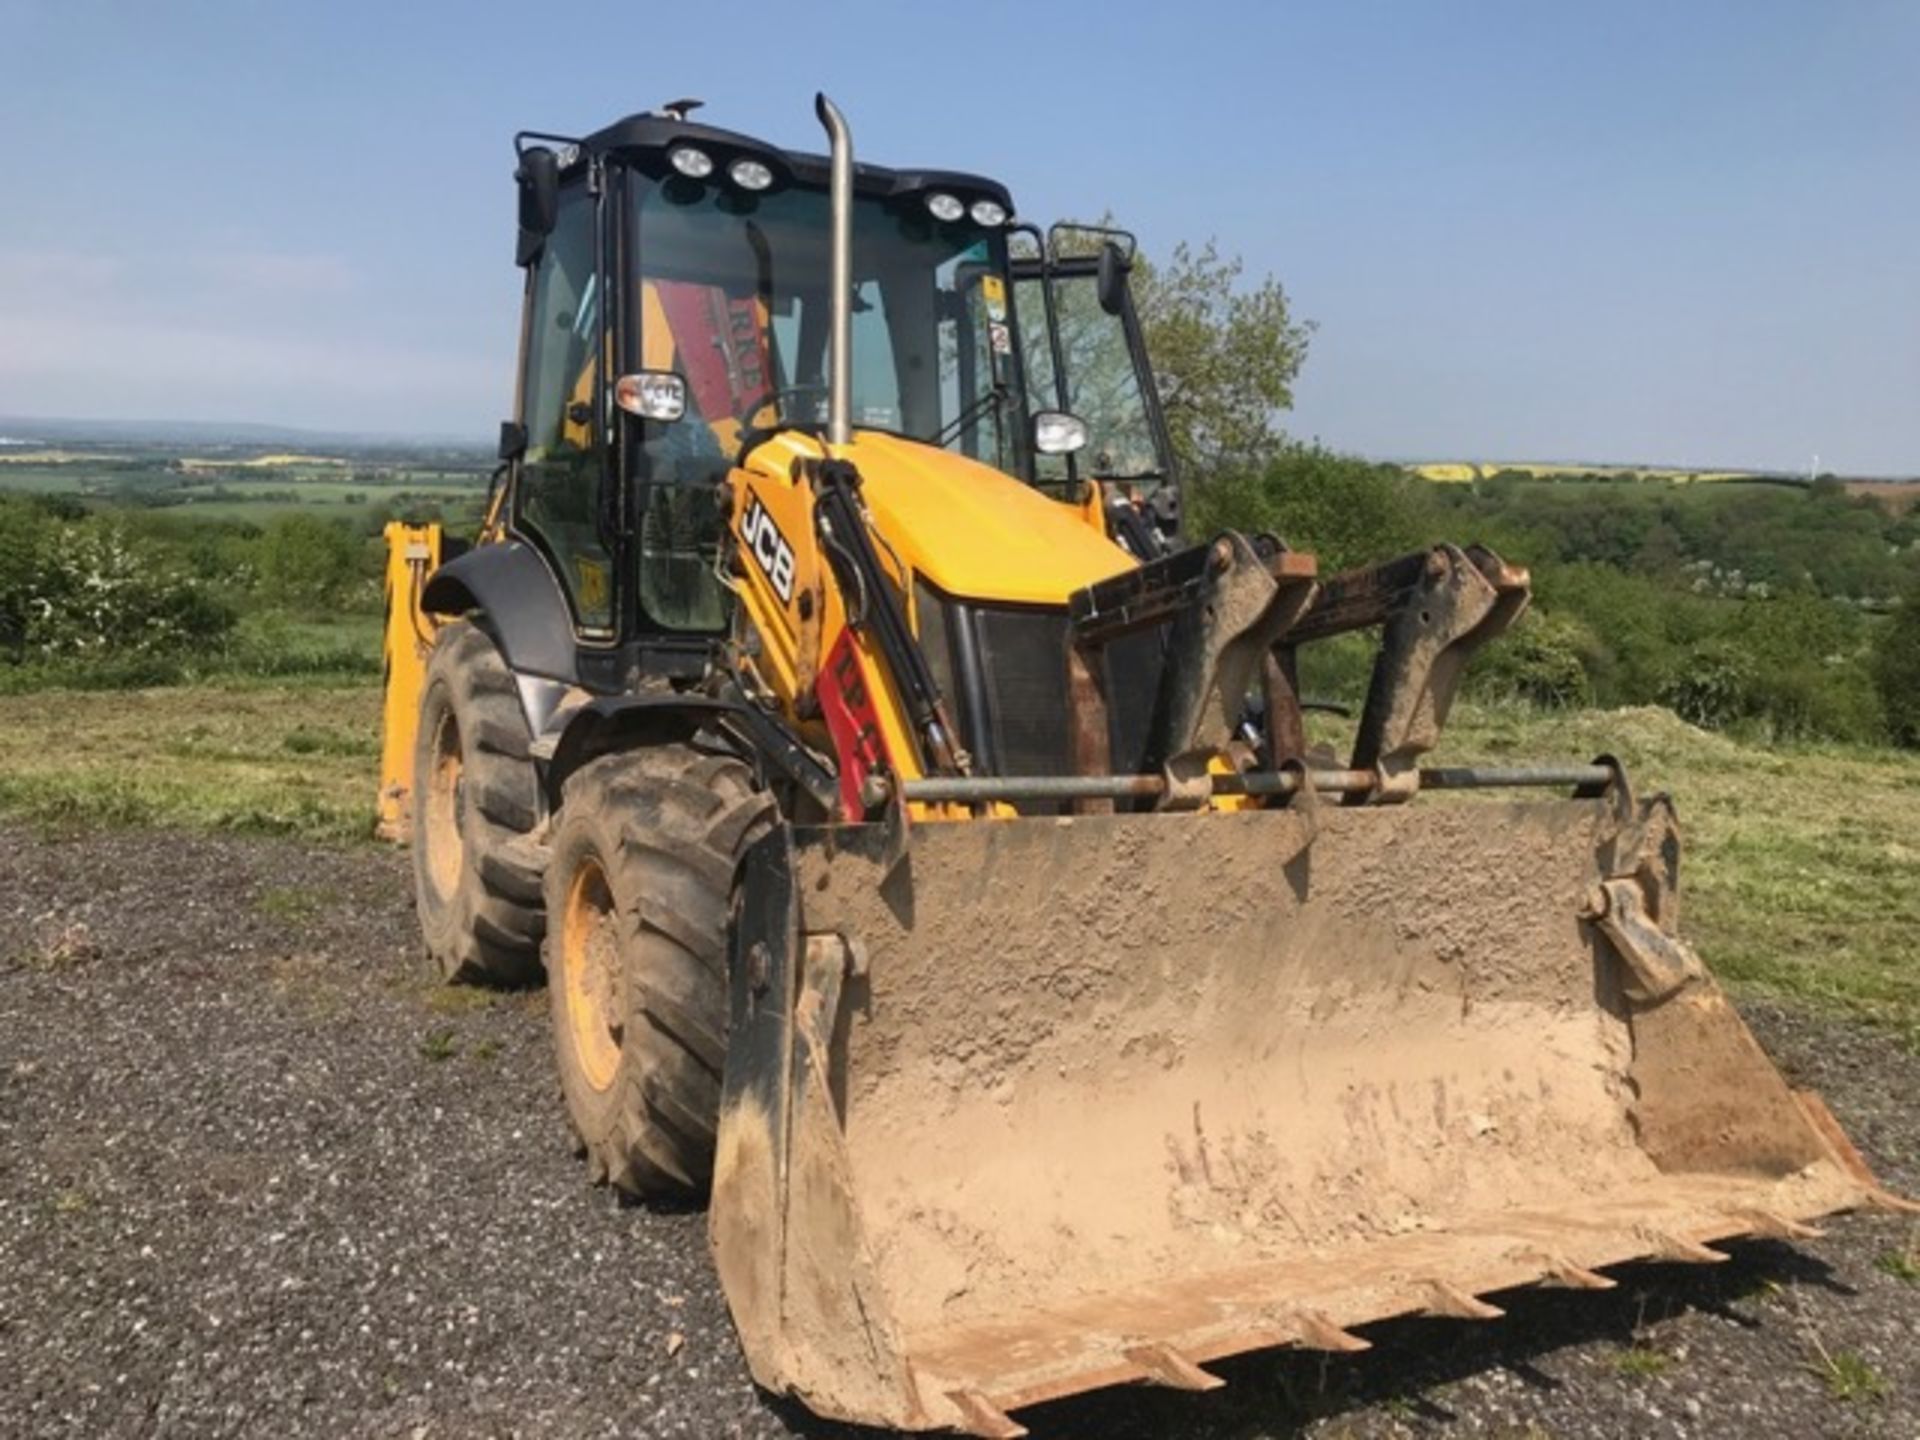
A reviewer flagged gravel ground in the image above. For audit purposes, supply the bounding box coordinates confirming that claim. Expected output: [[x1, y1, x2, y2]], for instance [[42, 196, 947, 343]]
[[1, 824, 1914, 1439]]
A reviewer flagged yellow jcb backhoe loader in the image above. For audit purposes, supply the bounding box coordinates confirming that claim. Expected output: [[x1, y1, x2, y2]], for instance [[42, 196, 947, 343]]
[[377, 94, 1913, 1435]]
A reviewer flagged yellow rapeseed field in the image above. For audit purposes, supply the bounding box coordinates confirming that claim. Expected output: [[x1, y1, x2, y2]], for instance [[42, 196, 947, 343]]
[[1408, 461, 1761, 484]]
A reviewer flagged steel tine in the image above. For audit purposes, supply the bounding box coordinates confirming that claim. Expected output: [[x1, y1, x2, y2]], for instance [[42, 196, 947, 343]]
[[1123, 1341, 1225, 1392], [1651, 1232, 1731, 1264], [1539, 1254, 1617, 1290], [1421, 1279, 1505, 1320], [1294, 1309, 1371, 1353], [1733, 1208, 1825, 1241], [946, 1390, 1028, 1440]]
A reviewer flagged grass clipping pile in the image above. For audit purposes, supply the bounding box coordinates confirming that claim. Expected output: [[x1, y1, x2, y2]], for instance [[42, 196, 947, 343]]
[[710, 792, 1889, 1432]]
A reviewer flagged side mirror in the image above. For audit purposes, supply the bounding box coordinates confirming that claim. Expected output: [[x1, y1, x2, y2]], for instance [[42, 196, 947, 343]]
[[1096, 240, 1128, 316], [614, 371, 687, 422], [515, 147, 561, 267], [498, 420, 527, 461], [1032, 410, 1089, 456]]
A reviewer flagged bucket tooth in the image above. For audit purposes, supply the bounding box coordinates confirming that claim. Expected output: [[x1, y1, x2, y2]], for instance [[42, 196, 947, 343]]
[[946, 1390, 1028, 1440], [1733, 1208, 1825, 1241], [1421, 1279, 1505, 1320], [1539, 1254, 1617, 1291], [1651, 1232, 1731, 1265], [1294, 1310, 1372, 1353], [1123, 1341, 1226, 1392]]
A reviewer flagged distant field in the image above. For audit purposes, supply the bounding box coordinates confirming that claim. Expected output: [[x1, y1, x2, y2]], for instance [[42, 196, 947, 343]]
[[1411, 463, 1920, 506], [176, 452, 350, 472], [0, 440, 487, 521], [164, 497, 476, 522], [1847, 480, 1920, 514], [199, 480, 474, 501], [0, 449, 105, 466], [1409, 461, 1768, 484], [0, 467, 90, 493]]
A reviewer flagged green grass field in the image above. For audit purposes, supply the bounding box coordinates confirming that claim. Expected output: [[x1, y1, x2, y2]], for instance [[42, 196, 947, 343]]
[[0, 682, 1912, 1047], [1442, 703, 1920, 1047], [0, 681, 377, 841]]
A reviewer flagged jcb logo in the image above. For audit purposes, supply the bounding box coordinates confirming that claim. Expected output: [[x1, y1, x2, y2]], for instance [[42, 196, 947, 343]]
[[740, 494, 796, 604]]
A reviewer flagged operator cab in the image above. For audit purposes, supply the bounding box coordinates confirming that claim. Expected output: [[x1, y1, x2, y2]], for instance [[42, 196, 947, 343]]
[[505, 108, 1042, 660]]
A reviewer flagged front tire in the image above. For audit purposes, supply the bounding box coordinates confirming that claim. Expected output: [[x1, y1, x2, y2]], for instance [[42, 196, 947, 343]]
[[543, 745, 772, 1199], [410, 620, 545, 985]]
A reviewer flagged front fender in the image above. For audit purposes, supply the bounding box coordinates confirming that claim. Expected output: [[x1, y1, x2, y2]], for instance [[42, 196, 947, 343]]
[[547, 694, 839, 817]]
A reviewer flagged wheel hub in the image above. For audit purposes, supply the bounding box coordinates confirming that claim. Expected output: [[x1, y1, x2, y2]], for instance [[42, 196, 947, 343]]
[[423, 711, 466, 901], [561, 858, 623, 1092]]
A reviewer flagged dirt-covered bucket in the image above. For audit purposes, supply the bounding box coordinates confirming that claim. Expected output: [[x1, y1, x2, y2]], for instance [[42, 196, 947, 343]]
[[709, 791, 1897, 1435]]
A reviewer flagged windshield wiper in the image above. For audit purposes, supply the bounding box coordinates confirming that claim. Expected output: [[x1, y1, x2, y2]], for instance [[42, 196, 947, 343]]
[[931, 385, 1007, 450]]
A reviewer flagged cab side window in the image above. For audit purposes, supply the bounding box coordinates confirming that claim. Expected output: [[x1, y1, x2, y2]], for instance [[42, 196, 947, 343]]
[[1013, 274, 1070, 493], [516, 184, 614, 633]]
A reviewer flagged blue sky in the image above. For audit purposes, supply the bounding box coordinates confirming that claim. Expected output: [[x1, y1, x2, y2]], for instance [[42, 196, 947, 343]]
[[2, 0, 1915, 472]]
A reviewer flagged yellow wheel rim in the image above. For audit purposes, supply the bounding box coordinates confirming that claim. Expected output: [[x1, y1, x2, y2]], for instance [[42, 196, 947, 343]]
[[560, 857, 622, 1092], [423, 709, 465, 902]]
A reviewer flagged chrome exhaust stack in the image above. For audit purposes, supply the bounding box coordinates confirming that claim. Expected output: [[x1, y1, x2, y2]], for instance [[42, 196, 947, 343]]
[[814, 92, 854, 448]]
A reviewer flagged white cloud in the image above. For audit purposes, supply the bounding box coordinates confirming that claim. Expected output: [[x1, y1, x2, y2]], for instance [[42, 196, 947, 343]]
[[202, 251, 360, 298], [0, 250, 127, 305]]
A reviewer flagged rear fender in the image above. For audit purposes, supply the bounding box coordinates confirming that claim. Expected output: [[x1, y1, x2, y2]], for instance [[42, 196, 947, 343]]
[[420, 541, 579, 686]]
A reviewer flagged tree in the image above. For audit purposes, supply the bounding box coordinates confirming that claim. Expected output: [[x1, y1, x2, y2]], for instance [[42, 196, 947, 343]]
[[258, 514, 362, 607], [1876, 579, 1920, 748], [1132, 239, 1314, 477], [1048, 222, 1313, 478], [0, 496, 53, 660], [1189, 443, 1432, 571]]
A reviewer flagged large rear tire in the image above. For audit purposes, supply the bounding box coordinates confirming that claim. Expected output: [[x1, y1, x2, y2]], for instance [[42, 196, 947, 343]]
[[543, 744, 772, 1199], [410, 620, 546, 985]]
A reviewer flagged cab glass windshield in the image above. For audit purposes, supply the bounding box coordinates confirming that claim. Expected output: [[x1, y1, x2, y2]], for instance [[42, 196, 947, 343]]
[[630, 175, 1028, 476]]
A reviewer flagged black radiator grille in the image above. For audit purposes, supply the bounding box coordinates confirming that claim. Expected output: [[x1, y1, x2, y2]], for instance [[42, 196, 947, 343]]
[[968, 603, 1074, 778], [911, 584, 1168, 802], [1101, 625, 1170, 776]]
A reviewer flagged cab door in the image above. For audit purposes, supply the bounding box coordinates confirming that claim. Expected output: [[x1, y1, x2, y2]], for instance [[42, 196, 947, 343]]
[[512, 178, 617, 636], [1011, 229, 1177, 526]]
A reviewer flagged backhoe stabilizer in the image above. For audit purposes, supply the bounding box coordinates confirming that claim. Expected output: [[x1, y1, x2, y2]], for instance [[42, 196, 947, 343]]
[[710, 793, 1892, 1434], [377, 521, 444, 841]]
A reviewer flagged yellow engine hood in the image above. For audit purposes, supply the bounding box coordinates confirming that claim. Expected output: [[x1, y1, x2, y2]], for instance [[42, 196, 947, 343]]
[[831, 430, 1135, 605]]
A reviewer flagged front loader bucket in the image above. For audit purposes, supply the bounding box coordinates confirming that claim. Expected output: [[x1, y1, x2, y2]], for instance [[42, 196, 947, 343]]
[[710, 790, 1900, 1435]]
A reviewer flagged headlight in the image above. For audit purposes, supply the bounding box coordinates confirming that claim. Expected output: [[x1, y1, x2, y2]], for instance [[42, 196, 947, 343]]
[[925, 192, 964, 222], [969, 198, 1008, 228], [668, 145, 714, 179], [1032, 410, 1089, 456], [614, 371, 687, 422], [728, 157, 774, 191]]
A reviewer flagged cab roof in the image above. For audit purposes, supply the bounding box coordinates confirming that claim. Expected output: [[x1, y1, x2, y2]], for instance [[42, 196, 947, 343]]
[[540, 112, 1016, 215]]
